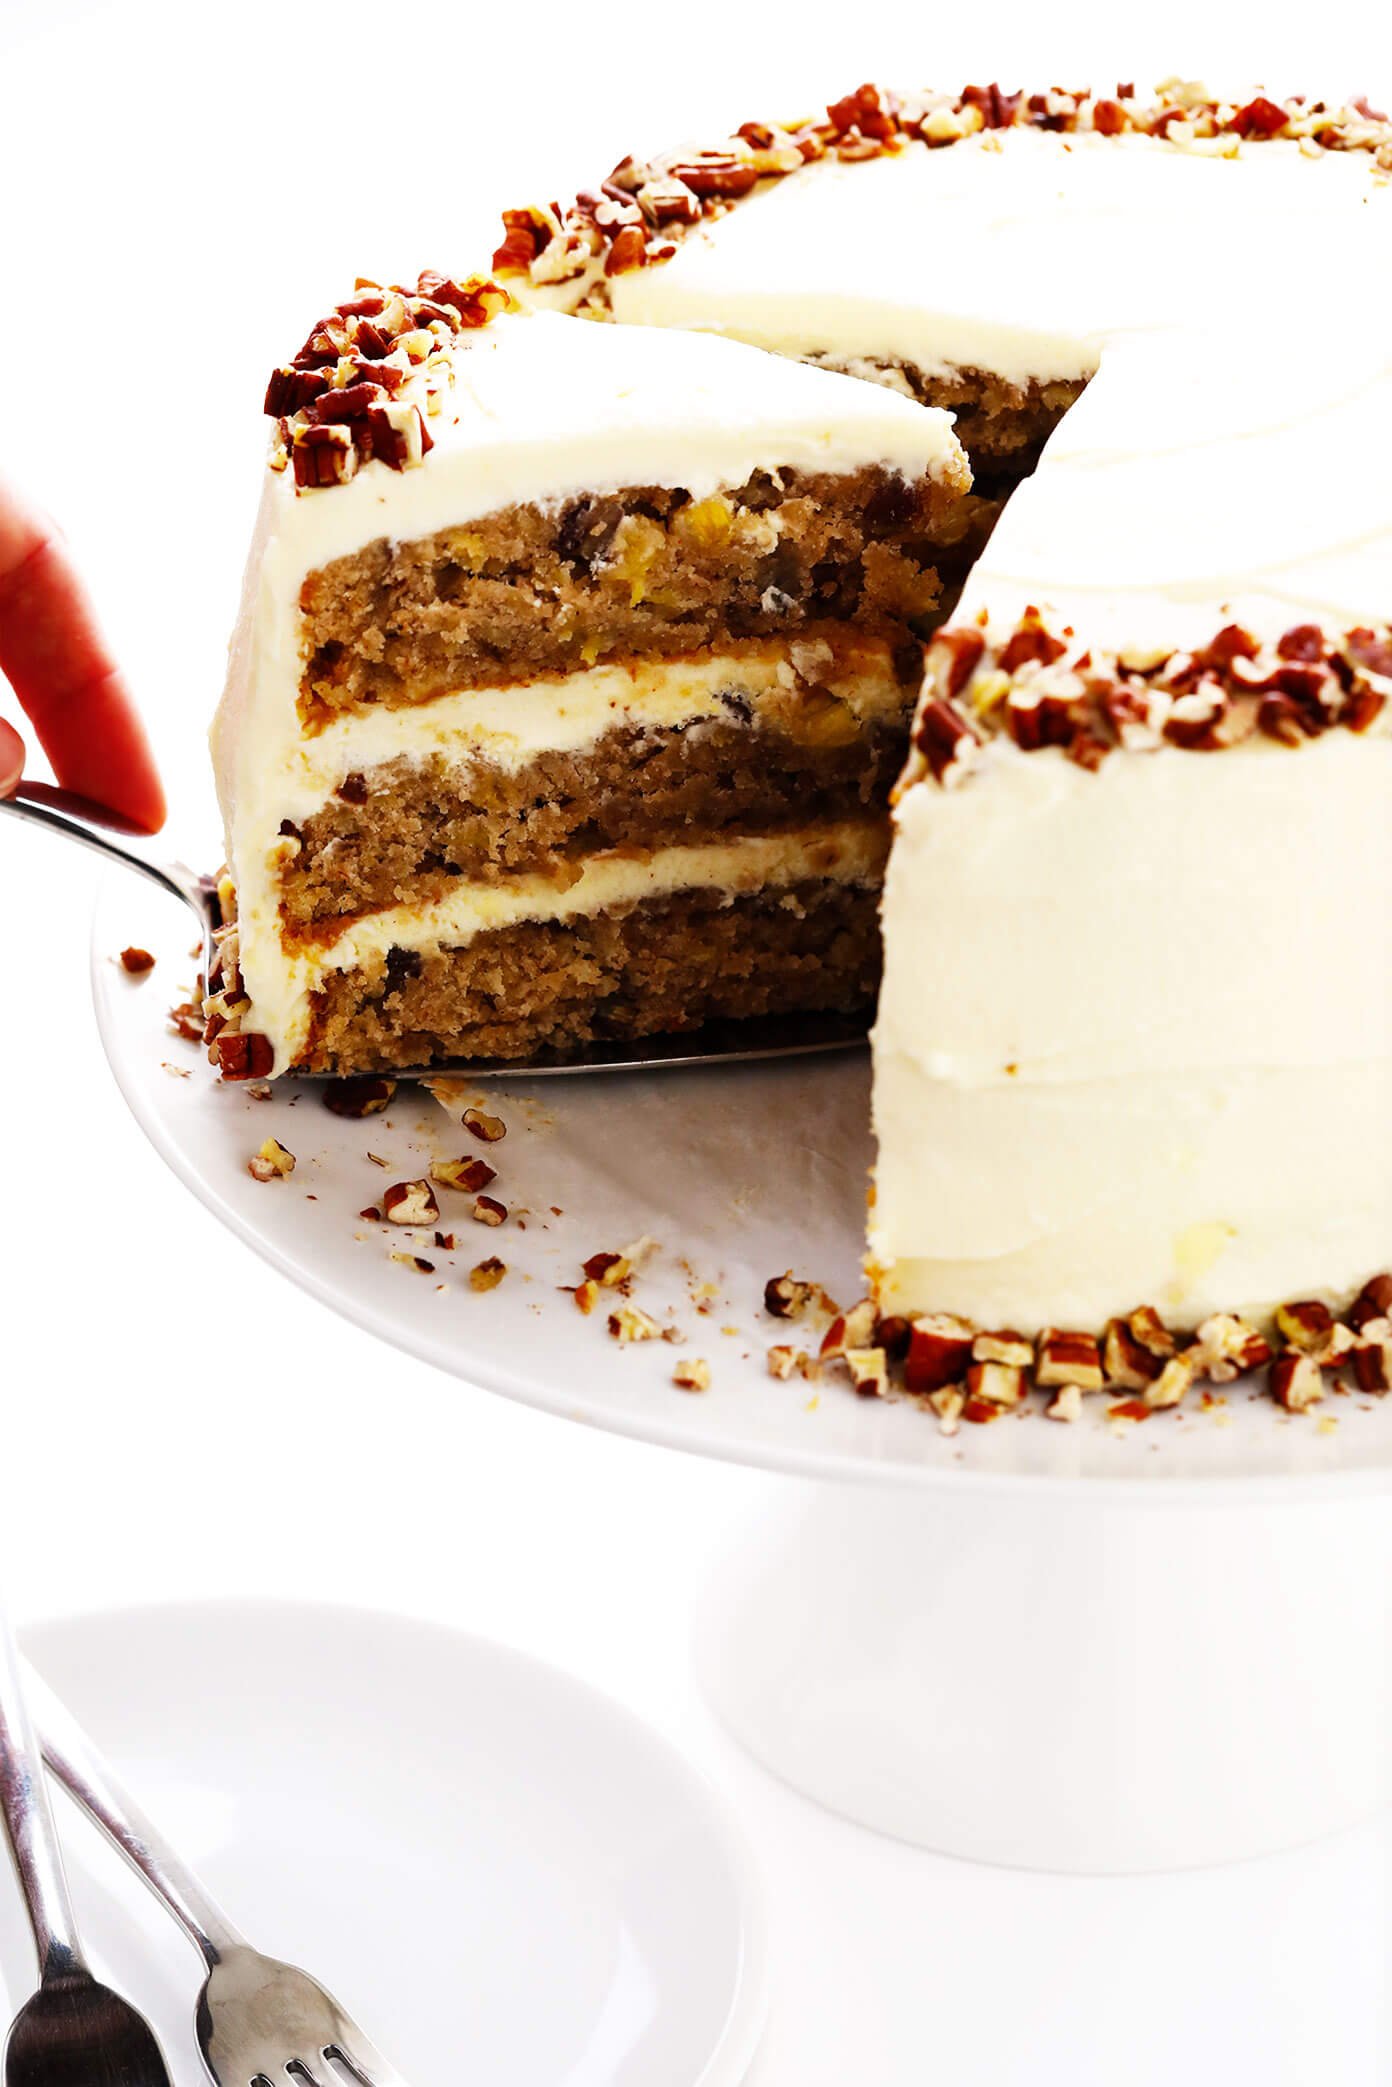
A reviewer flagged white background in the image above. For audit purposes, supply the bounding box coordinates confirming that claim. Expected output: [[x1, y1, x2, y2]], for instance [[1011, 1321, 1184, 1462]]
[[1, 2, 1390, 2080]]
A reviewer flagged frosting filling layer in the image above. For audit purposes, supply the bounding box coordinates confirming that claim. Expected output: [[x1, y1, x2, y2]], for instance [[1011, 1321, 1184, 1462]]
[[250, 818, 889, 1070]]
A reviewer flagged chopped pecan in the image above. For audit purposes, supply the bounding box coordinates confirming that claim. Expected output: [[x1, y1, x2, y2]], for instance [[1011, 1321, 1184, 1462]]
[[1274, 1299, 1335, 1356], [1103, 1317, 1162, 1391], [463, 1106, 507, 1143], [1270, 1350, 1324, 1412], [213, 1031, 274, 1082], [843, 1347, 889, 1399], [1143, 1351, 1198, 1411], [912, 697, 978, 783], [583, 1250, 631, 1287], [965, 1359, 1027, 1408], [972, 1329, 1033, 1368], [383, 1179, 439, 1226], [904, 1312, 974, 1393], [322, 1076, 396, 1118], [764, 1270, 817, 1320], [431, 1156, 496, 1195], [1350, 1323, 1392, 1395], [1035, 1329, 1104, 1392], [608, 1305, 662, 1343], [1193, 1313, 1272, 1383], [820, 1298, 877, 1358], [1347, 1274, 1392, 1332]]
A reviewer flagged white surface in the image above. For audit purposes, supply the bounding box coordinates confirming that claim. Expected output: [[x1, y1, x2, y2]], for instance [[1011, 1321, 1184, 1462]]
[[2, 2, 1390, 2080], [5, 1601, 764, 2087], [697, 1482, 1392, 1868]]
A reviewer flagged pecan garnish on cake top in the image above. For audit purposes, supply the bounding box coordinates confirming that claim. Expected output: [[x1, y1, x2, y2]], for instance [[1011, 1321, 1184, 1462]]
[[264, 273, 511, 490], [898, 611, 1392, 791], [494, 81, 1392, 302]]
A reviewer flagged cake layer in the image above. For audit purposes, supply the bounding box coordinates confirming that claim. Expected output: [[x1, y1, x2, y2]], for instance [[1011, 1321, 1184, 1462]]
[[280, 712, 907, 928], [602, 128, 1392, 660], [806, 358, 1085, 476], [237, 818, 887, 1072], [303, 877, 879, 1072], [871, 731, 1392, 1331], [295, 462, 970, 723]]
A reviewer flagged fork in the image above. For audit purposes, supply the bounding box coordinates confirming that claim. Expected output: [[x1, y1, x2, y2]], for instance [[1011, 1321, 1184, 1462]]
[[22, 1664, 409, 2087], [0, 781, 869, 1077], [0, 1605, 174, 2087]]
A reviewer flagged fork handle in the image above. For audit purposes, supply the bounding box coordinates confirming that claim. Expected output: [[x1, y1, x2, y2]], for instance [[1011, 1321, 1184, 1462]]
[[23, 1663, 247, 1971], [0, 1610, 86, 1982], [0, 787, 209, 917]]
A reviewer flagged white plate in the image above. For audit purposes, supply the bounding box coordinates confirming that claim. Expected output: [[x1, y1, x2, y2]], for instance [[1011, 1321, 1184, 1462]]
[[93, 878, 1392, 1498], [5, 1600, 765, 2087]]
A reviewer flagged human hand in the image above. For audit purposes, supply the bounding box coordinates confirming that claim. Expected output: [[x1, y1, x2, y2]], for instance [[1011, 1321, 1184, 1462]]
[[0, 478, 165, 833]]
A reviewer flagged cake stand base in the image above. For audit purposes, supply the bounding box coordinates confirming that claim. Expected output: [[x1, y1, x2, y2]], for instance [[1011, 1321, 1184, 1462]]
[[694, 1475, 1391, 1873]]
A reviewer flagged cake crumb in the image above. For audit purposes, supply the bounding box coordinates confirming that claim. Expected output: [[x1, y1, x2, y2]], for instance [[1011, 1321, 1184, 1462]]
[[469, 1257, 507, 1291], [672, 1358, 711, 1393], [608, 1305, 661, 1343], [247, 1137, 296, 1182]]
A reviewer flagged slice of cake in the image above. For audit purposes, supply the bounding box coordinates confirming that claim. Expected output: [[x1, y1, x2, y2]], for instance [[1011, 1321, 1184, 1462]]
[[210, 283, 973, 1077]]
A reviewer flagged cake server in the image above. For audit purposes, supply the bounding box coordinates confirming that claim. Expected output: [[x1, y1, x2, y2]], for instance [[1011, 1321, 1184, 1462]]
[[1, 780, 870, 1076], [22, 1659, 410, 2087], [0, 1604, 174, 2087]]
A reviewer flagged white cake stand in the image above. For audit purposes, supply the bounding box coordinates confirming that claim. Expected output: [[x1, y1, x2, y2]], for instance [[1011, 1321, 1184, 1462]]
[[94, 877, 1392, 1874]]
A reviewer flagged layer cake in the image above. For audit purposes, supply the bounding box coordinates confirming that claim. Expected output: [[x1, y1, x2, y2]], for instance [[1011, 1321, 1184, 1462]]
[[213, 81, 1392, 1376]]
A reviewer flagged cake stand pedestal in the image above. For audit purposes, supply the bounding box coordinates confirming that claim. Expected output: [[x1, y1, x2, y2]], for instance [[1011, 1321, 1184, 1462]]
[[694, 1475, 1391, 1872]]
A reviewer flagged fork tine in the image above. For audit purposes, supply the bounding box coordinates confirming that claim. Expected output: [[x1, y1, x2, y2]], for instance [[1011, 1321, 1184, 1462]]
[[324, 2036, 412, 2087], [322, 2050, 368, 2085]]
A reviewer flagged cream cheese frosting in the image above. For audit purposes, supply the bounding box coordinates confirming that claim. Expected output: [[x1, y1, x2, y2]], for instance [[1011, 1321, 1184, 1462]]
[[244, 818, 887, 1070], [872, 733, 1392, 1330], [611, 130, 1385, 386]]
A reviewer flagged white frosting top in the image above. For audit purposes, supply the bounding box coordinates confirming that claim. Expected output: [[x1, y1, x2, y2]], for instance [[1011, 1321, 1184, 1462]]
[[617, 129, 1392, 654], [614, 129, 1384, 383], [245, 306, 964, 579]]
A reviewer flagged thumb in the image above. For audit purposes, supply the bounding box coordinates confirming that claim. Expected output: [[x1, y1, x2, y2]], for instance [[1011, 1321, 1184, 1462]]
[[0, 716, 21, 799]]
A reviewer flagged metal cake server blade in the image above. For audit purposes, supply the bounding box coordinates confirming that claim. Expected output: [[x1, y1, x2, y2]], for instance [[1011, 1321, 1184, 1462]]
[[1, 783, 869, 1078]]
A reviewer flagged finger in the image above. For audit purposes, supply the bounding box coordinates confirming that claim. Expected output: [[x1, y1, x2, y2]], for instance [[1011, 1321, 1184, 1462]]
[[0, 493, 166, 834], [0, 715, 21, 799]]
